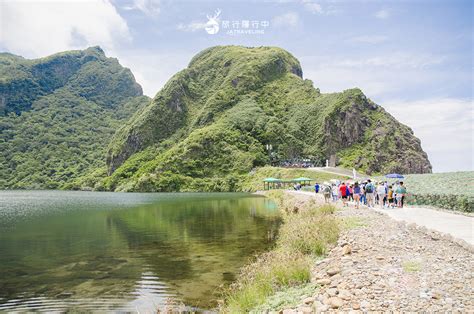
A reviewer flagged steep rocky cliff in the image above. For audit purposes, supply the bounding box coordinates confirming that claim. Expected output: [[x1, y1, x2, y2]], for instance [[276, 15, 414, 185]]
[[100, 46, 431, 192]]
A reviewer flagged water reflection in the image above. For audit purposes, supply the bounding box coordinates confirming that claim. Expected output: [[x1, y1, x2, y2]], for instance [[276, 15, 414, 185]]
[[0, 191, 280, 311]]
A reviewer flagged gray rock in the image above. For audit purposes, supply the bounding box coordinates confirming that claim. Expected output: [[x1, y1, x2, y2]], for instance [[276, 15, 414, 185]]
[[327, 288, 338, 297], [298, 306, 313, 313], [339, 289, 352, 301], [328, 297, 344, 309], [316, 278, 331, 285], [327, 267, 341, 276], [303, 297, 315, 304], [360, 300, 370, 308]]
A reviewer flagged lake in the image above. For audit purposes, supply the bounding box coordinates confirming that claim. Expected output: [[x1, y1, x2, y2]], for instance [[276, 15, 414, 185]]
[[0, 191, 280, 312]]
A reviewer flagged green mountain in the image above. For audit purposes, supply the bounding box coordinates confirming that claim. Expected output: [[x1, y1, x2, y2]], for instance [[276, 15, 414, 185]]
[[96, 46, 431, 192], [0, 47, 148, 189]]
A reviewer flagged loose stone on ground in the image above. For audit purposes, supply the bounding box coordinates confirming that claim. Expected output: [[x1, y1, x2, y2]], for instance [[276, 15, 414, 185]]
[[285, 192, 474, 313]]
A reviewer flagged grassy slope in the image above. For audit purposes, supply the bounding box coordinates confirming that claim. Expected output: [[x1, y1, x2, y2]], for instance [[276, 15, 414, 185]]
[[97, 45, 430, 192]]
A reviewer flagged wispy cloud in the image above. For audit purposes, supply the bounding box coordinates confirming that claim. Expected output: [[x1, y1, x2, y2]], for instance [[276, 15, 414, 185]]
[[383, 98, 473, 172], [375, 9, 390, 19], [272, 12, 300, 28], [121, 0, 160, 17], [348, 35, 388, 44], [118, 50, 194, 97], [301, 0, 322, 14], [177, 21, 208, 32], [299, 52, 448, 97], [330, 53, 445, 69]]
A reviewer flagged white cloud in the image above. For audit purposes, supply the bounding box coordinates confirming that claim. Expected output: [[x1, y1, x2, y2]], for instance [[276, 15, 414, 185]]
[[301, 0, 322, 14], [300, 52, 448, 100], [348, 35, 388, 44], [0, 0, 130, 58], [117, 50, 194, 97], [302, 52, 473, 172], [121, 0, 160, 17], [383, 98, 473, 172], [375, 9, 390, 19], [329, 53, 445, 69], [272, 12, 300, 28], [177, 21, 208, 32]]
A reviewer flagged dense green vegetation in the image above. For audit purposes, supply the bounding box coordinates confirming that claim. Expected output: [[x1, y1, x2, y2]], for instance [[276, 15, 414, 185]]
[[223, 191, 339, 312], [0, 47, 147, 189], [1, 45, 432, 191], [91, 46, 431, 192], [379, 172, 474, 212]]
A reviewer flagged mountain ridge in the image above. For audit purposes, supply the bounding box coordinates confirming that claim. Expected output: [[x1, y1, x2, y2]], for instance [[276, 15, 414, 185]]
[[0, 45, 431, 191], [98, 45, 431, 192], [0, 47, 148, 189]]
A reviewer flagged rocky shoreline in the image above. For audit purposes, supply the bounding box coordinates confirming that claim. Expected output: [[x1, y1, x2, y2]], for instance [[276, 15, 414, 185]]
[[281, 192, 474, 313]]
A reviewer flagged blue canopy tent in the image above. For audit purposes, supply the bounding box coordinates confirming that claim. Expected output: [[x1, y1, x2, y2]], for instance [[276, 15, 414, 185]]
[[385, 173, 404, 179]]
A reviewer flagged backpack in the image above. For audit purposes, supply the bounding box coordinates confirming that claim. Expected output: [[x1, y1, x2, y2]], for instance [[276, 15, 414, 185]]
[[365, 183, 373, 193], [323, 185, 331, 193]]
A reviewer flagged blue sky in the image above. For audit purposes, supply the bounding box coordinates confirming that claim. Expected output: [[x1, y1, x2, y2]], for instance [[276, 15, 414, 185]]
[[1, 0, 472, 172]]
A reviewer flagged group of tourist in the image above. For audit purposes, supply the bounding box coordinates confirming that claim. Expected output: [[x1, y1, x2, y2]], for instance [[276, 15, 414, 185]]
[[279, 159, 315, 168], [315, 180, 408, 209]]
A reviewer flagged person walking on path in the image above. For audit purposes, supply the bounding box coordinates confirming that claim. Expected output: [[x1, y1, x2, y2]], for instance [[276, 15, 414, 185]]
[[339, 182, 349, 207], [332, 184, 339, 202], [360, 183, 366, 205], [314, 182, 320, 194], [396, 182, 407, 208], [365, 179, 375, 208], [377, 182, 387, 209], [353, 182, 361, 209], [387, 185, 395, 208], [348, 185, 353, 202], [322, 184, 331, 203]]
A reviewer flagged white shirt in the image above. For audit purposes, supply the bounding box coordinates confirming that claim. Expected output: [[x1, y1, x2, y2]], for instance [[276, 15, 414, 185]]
[[377, 185, 386, 194]]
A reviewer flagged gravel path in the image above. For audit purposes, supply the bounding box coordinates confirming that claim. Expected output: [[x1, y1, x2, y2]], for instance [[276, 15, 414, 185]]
[[290, 190, 473, 246], [373, 206, 473, 245], [283, 190, 474, 313]]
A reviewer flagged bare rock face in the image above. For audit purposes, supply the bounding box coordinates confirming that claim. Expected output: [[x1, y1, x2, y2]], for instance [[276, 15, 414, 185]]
[[323, 89, 431, 174], [324, 96, 370, 153]]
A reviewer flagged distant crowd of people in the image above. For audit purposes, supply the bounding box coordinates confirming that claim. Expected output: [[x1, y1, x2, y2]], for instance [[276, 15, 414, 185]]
[[279, 160, 315, 168], [314, 180, 408, 209]]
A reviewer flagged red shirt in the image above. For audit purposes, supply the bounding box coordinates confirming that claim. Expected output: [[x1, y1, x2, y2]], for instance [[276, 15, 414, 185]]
[[339, 185, 347, 196]]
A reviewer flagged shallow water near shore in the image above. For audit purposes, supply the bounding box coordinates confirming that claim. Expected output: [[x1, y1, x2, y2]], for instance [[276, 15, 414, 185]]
[[0, 190, 280, 312]]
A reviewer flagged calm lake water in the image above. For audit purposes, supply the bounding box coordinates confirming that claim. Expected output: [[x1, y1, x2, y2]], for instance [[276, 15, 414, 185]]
[[0, 191, 280, 312]]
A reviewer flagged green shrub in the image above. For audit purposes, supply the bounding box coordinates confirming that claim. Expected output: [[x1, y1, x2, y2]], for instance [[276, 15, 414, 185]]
[[278, 208, 339, 255], [224, 251, 311, 313]]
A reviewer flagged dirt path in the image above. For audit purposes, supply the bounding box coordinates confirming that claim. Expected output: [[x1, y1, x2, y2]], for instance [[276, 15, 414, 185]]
[[282, 190, 474, 312]]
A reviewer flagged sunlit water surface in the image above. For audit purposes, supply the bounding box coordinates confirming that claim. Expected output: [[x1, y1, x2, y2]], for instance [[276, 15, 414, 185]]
[[0, 191, 280, 312]]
